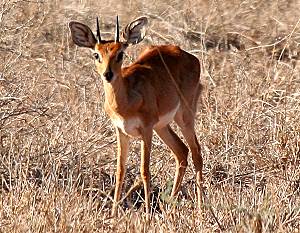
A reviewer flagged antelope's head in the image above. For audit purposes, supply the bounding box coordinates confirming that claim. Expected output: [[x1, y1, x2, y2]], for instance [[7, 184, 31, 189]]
[[69, 16, 148, 83]]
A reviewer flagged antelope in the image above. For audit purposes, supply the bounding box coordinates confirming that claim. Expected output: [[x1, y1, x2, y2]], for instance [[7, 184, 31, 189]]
[[69, 16, 203, 218]]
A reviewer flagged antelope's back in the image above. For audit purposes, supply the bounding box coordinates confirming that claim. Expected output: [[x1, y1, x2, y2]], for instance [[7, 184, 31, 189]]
[[136, 45, 200, 84], [123, 45, 201, 115]]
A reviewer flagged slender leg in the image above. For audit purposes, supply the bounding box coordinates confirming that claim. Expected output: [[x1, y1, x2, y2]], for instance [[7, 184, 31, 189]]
[[175, 115, 203, 208], [185, 130, 203, 209], [155, 125, 189, 197], [112, 128, 130, 216], [140, 127, 153, 219]]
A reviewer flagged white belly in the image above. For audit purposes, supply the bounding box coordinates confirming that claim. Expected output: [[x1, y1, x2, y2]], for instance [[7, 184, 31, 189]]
[[111, 103, 180, 136], [111, 116, 142, 137], [154, 102, 180, 129]]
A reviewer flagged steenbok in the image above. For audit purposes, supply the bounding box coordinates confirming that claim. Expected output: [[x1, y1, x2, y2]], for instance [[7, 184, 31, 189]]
[[69, 16, 203, 218]]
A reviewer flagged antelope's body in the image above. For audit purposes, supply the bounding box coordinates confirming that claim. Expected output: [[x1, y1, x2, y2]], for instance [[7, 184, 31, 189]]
[[69, 17, 203, 219], [104, 45, 201, 136]]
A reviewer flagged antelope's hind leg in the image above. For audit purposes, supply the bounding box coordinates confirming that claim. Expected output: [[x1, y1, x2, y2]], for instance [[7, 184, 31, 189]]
[[155, 125, 189, 198], [175, 110, 203, 209], [140, 127, 153, 219]]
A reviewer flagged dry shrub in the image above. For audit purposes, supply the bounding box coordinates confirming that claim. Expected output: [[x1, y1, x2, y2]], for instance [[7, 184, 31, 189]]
[[1, 0, 300, 232]]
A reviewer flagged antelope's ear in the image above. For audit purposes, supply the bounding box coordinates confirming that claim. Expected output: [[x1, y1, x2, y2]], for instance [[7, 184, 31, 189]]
[[69, 21, 97, 48], [122, 16, 148, 45]]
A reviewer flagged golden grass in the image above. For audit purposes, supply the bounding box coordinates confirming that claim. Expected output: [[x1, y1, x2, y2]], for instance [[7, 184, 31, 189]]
[[1, 0, 300, 232]]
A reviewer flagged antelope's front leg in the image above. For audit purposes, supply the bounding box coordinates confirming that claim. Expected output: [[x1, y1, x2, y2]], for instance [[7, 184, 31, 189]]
[[112, 128, 129, 217], [140, 128, 153, 219]]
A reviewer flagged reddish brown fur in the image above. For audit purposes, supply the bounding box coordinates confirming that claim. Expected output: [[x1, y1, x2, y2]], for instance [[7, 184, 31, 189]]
[[100, 45, 201, 127], [96, 43, 203, 219], [69, 19, 203, 219]]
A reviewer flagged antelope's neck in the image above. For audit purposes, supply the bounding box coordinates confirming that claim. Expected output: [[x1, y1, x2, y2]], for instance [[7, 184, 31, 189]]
[[103, 77, 129, 113]]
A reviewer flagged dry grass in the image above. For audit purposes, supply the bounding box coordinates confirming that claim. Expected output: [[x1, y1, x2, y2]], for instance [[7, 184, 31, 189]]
[[1, 0, 300, 232]]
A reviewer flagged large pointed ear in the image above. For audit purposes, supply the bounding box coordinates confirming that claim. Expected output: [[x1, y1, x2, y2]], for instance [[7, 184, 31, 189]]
[[122, 16, 148, 45], [69, 21, 97, 49]]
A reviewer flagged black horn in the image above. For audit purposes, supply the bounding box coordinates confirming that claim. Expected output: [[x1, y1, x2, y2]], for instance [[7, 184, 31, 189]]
[[115, 15, 119, 42], [96, 17, 101, 43]]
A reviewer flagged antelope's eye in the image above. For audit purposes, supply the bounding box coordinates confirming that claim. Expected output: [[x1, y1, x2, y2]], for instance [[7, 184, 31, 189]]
[[116, 52, 124, 62], [93, 53, 101, 62]]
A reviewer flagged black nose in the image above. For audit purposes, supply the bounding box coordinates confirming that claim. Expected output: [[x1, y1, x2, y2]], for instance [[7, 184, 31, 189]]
[[103, 70, 114, 82]]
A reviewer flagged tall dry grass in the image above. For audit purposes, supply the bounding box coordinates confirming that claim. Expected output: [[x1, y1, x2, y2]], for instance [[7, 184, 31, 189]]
[[0, 0, 300, 232]]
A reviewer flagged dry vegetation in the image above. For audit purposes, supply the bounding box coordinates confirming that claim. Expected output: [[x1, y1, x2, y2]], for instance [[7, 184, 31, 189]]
[[1, 0, 300, 232]]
